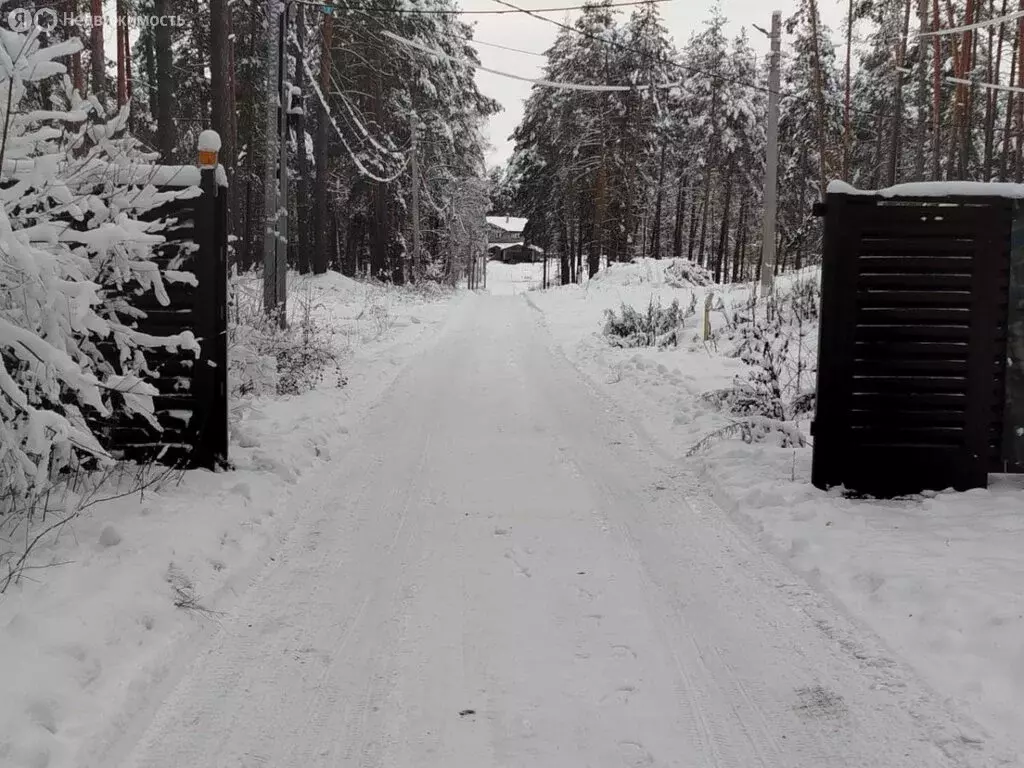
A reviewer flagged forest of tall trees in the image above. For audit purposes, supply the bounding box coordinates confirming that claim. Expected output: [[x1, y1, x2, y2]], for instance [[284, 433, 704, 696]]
[[493, 0, 1024, 284], [37, 0, 500, 283]]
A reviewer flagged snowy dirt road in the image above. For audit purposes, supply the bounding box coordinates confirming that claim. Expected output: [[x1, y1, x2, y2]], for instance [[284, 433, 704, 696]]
[[91, 295, 1011, 768]]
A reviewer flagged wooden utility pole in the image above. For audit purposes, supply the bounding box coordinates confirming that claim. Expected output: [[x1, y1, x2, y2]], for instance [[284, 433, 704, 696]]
[[759, 10, 782, 296]]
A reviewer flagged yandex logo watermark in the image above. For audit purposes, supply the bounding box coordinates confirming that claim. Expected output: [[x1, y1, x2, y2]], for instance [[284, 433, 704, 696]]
[[7, 7, 185, 32]]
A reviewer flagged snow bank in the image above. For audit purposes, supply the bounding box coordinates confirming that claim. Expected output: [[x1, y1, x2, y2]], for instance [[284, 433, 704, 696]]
[[529, 257, 1024, 760], [0, 277, 458, 768]]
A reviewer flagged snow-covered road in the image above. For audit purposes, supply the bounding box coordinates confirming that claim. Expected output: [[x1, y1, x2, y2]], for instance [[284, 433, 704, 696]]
[[93, 295, 1008, 768]]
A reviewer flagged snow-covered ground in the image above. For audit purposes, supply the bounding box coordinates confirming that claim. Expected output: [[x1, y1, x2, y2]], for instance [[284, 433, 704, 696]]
[[4, 259, 1022, 767], [71, 296, 1015, 767], [485, 257, 607, 295], [0, 272, 457, 768], [528, 257, 1024, 757], [486, 259, 550, 295]]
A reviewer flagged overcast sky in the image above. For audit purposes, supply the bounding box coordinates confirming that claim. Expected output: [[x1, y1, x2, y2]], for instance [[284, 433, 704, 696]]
[[458, 0, 846, 168]]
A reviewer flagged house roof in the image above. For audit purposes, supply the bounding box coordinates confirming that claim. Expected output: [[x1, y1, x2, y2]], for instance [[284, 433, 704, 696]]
[[486, 216, 528, 232], [487, 242, 545, 252]]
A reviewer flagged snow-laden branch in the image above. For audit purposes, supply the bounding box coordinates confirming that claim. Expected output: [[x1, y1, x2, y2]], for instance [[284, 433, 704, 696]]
[[299, 53, 409, 183]]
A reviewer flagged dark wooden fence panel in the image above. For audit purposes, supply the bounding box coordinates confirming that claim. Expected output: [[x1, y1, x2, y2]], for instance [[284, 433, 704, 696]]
[[1007, 205, 1024, 472], [812, 193, 1014, 497], [98, 167, 229, 469]]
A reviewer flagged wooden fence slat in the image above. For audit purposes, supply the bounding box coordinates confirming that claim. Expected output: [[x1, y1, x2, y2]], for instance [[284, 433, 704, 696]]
[[853, 324, 973, 341], [856, 290, 973, 307], [857, 272, 974, 289], [856, 256, 974, 273]]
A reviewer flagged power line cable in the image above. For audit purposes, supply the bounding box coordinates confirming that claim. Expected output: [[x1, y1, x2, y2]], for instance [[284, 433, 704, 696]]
[[289, 0, 667, 15], [473, 38, 547, 56], [896, 65, 1024, 94], [918, 6, 1024, 37]]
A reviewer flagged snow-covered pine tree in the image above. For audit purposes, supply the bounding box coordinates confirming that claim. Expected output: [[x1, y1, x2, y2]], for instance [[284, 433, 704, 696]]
[[617, 0, 676, 264], [677, 9, 730, 269], [776, 4, 842, 271], [0, 27, 200, 503]]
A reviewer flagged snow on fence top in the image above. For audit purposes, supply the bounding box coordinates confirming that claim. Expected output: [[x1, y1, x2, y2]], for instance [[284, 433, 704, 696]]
[[828, 179, 1024, 199], [487, 216, 528, 232]]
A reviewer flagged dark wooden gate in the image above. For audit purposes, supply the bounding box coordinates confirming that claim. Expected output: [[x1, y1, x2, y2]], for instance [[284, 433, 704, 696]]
[[99, 167, 229, 469], [811, 191, 1016, 497]]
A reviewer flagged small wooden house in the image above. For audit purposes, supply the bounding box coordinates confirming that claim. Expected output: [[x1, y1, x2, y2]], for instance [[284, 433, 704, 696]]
[[486, 216, 543, 263]]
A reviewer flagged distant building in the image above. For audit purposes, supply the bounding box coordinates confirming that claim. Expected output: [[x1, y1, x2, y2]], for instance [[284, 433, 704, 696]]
[[486, 216, 543, 263]]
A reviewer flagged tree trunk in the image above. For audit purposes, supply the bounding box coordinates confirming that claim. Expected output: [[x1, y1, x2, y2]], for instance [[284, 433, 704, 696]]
[[688, 193, 702, 262], [914, 0, 928, 180], [90, 0, 105, 101], [843, 0, 854, 180], [565, 211, 573, 286], [714, 168, 732, 284], [293, 5, 312, 274], [650, 142, 667, 258], [807, 0, 830, 196], [124, 22, 132, 104], [70, 0, 84, 94], [210, 0, 232, 166], [116, 0, 126, 106], [732, 196, 746, 283], [155, 0, 174, 160], [961, 0, 980, 176], [672, 173, 686, 260], [1002, 26, 1019, 181], [1016, 0, 1024, 181], [697, 183, 711, 268], [983, 0, 1005, 180], [887, 0, 913, 186], [575, 211, 584, 283], [932, 0, 943, 178], [312, 11, 333, 274]]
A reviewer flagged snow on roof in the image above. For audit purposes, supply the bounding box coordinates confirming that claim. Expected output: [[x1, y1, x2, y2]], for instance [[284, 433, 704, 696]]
[[486, 216, 528, 232], [828, 179, 1024, 199], [487, 242, 545, 253]]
